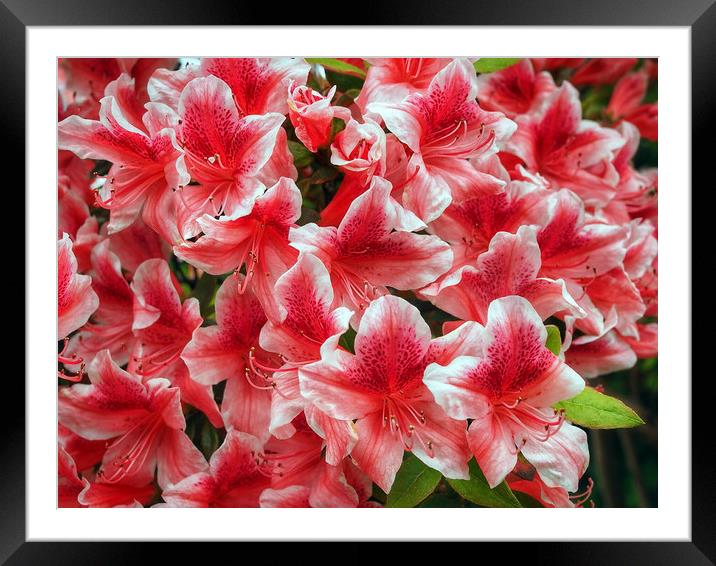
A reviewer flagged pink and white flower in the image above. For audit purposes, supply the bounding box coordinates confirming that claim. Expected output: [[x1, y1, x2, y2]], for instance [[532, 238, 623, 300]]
[[59, 350, 207, 489], [424, 296, 589, 491], [290, 176, 452, 318], [299, 295, 473, 492], [369, 58, 516, 222]]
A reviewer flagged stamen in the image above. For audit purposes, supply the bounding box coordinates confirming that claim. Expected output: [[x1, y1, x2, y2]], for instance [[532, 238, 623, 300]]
[[570, 477, 595, 507], [390, 165, 421, 192], [383, 395, 434, 456], [243, 367, 275, 391], [99, 415, 164, 484]]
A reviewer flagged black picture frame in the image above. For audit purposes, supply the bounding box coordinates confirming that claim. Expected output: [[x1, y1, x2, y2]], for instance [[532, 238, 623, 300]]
[[5, 0, 710, 562]]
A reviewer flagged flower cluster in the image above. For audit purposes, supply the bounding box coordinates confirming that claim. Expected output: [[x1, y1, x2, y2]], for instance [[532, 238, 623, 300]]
[[57, 57, 657, 508]]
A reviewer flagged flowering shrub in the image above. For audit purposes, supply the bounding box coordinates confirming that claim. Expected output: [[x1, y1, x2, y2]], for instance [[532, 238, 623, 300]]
[[57, 57, 657, 508]]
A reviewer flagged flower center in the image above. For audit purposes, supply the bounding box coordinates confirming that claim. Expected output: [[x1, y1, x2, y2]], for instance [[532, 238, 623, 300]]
[[233, 222, 267, 293], [498, 399, 566, 450], [97, 412, 165, 484], [382, 395, 434, 458], [333, 265, 380, 312]]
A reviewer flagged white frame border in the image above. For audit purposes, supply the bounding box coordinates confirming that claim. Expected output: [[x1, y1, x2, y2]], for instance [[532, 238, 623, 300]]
[[27, 26, 690, 541]]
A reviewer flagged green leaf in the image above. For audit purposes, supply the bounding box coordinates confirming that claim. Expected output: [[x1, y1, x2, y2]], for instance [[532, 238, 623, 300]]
[[199, 417, 220, 460], [554, 386, 645, 429], [191, 274, 217, 318], [447, 459, 522, 508], [474, 58, 521, 74], [306, 58, 367, 79], [288, 140, 313, 168], [418, 491, 465, 508], [338, 327, 356, 353], [513, 491, 545, 508], [323, 69, 365, 92], [385, 455, 442, 508], [545, 324, 562, 355]]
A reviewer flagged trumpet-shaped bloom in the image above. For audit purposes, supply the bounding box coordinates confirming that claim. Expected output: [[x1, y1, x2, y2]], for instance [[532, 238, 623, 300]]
[[58, 350, 207, 489], [369, 58, 515, 222], [291, 177, 452, 318], [58, 234, 99, 340], [126, 259, 221, 424], [175, 177, 302, 320], [258, 426, 373, 508], [129, 259, 202, 376], [320, 118, 389, 227], [503, 82, 625, 207], [570, 58, 637, 87], [536, 189, 627, 281], [607, 71, 658, 141], [623, 322, 658, 359], [181, 275, 276, 442], [58, 97, 189, 242], [429, 179, 551, 268], [299, 295, 472, 492], [424, 296, 589, 491], [287, 83, 351, 152], [161, 430, 269, 507], [564, 330, 638, 379], [259, 253, 356, 462], [201, 57, 310, 117], [175, 76, 291, 225], [421, 225, 583, 324], [357, 58, 450, 110], [108, 216, 169, 275], [577, 267, 645, 339], [475, 59, 556, 118], [71, 239, 135, 365]]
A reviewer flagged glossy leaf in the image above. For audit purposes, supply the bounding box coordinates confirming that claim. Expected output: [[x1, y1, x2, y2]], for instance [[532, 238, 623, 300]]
[[385, 455, 442, 508], [306, 58, 367, 79], [545, 324, 562, 355], [474, 58, 521, 73], [554, 386, 645, 429], [447, 459, 521, 508]]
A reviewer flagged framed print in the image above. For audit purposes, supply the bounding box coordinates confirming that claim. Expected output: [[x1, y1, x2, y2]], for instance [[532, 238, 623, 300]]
[[4, 0, 710, 561]]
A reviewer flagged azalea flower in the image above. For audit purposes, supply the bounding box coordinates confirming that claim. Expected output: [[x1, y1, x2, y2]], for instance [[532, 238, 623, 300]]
[[564, 330, 638, 379], [356, 58, 450, 110], [369, 58, 516, 222], [161, 430, 270, 507], [201, 57, 310, 117], [508, 461, 594, 508], [287, 82, 351, 152], [258, 424, 375, 508], [71, 239, 135, 366], [428, 179, 551, 263], [175, 177, 302, 320], [320, 118, 397, 227], [59, 58, 176, 121], [290, 176, 452, 318], [58, 234, 99, 341], [258, 252, 356, 462], [127, 258, 222, 425], [475, 59, 556, 119], [58, 234, 99, 380], [181, 274, 276, 442], [174, 76, 294, 229], [58, 96, 190, 243], [570, 58, 637, 87], [59, 350, 207, 489], [424, 296, 589, 491], [607, 71, 658, 141], [503, 82, 625, 208], [420, 225, 583, 325], [299, 294, 473, 492]]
